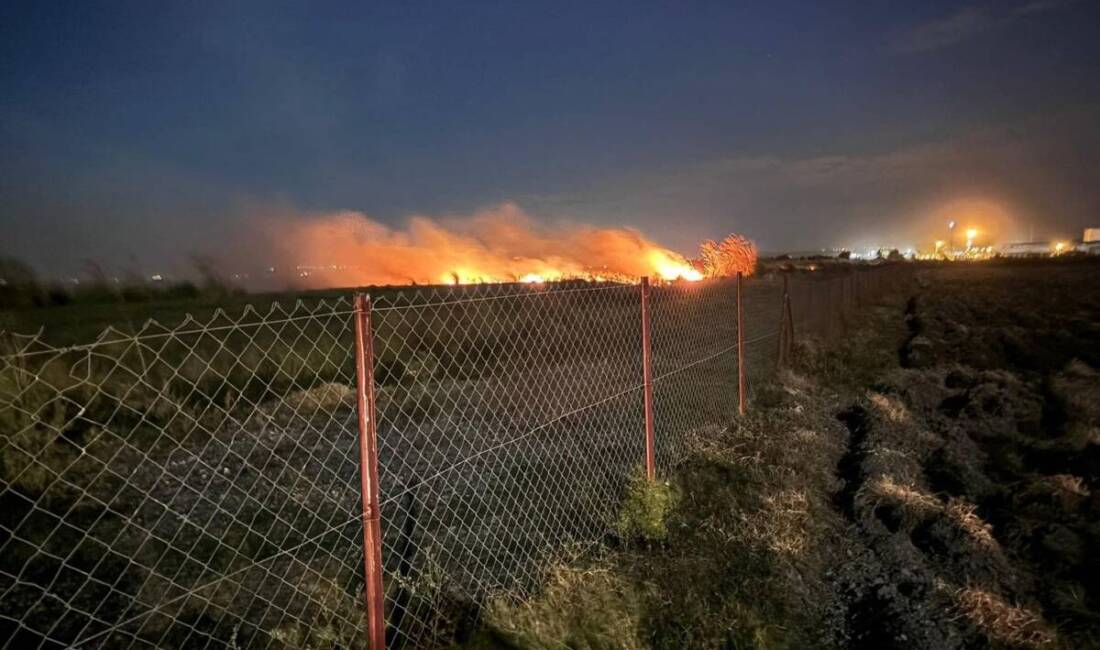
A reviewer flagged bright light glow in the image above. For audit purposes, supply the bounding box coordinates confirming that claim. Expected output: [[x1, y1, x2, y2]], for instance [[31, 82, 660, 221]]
[[966, 228, 978, 240], [647, 250, 704, 281], [1054, 242, 1067, 254], [520, 273, 546, 283], [934, 240, 945, 250]]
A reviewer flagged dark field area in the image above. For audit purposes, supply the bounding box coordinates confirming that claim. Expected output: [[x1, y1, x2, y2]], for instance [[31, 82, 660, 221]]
[[876, 261, 1100, 648]]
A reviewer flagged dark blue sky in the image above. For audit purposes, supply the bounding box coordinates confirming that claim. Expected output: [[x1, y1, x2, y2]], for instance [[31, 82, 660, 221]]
[[2, 0, 1099, 274]]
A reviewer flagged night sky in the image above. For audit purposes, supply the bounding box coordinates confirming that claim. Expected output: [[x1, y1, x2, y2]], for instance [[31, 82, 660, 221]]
[[2, 1, 1099, 275]]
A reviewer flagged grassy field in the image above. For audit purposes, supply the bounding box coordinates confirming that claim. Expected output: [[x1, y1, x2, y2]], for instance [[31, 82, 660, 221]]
[[458, 258, 1100, 649], [2, 272, 809, 647]]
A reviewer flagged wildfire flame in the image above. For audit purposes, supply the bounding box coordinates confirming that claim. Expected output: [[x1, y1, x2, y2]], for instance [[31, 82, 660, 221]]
[[648, 250, 704, 282], [262, 203, 753, 288]]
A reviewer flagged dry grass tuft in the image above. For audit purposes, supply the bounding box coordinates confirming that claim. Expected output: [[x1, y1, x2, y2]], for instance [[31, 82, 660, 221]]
[[476, 563, 647, 650], [283, 382, 355, 412], [869, 392, 911, 424], [953, 587, 1057, 649], [756, 489, 812, 556], [943, 499, 999, 553], [856, 475, 941, 532], [1016, 474, 1090, 514]]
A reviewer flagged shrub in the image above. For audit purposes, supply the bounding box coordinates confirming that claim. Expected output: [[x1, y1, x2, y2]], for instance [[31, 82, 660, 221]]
[[617, 471, 676, 543]]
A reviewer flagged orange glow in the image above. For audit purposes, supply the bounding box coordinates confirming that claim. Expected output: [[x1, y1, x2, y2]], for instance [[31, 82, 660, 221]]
[[262, 203, 738, 287], [921, 198, 1022, 248], [648, 250, 705, 281]]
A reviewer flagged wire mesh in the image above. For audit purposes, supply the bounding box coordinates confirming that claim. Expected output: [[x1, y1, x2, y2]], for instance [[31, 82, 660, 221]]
[[1, 267, 904, 649], [369, 282, 644, 647], [1, 299, 366, 649]]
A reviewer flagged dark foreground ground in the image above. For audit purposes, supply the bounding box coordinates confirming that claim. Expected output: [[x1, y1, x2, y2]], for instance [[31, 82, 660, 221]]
[[460, 260, 1100, 649]]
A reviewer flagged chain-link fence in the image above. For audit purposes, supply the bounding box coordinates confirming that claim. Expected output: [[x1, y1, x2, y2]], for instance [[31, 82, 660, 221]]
[[1, 266, 904, 648]]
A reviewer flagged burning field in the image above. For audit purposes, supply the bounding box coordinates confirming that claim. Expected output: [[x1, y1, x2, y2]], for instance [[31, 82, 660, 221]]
[[262, 204, 756, 287]]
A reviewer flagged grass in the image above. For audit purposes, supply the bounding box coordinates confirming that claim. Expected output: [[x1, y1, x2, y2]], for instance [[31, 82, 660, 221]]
[[460, 317, 905, 648], [457, 259, 1100, 649], [1, 268, 906, 647]]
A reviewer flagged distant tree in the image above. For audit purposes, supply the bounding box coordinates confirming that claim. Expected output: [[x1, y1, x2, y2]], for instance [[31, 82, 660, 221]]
[[0, 257, 42, 309], [887, 249, 905, 261], [80, 259, 110, 285], [0, 257, 38, 286], [697, 235, 759, 278], [189, 253, 243, 297], [837, 250, 851, 260], [75, 259, 120, 304]]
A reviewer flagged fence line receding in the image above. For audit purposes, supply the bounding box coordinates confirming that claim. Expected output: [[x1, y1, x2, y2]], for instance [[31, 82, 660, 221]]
[[0, 267, 903, 649]]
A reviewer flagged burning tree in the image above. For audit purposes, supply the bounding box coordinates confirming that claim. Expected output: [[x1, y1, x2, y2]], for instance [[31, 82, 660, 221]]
[[697, 235, 758, 278]]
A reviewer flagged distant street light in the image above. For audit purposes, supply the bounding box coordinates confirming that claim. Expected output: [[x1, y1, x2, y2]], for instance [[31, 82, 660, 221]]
[[966, 228, 978, 249]]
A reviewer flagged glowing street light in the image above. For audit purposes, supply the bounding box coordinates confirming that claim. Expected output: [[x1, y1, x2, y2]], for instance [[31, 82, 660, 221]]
[[965, 228, 978, 249]]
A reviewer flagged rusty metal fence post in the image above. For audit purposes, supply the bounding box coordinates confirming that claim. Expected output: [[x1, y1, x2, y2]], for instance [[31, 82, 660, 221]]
[[737, 272, 746, 415], [354, 293, 386, 650], [640, 277, 657, 480], [777, 273, 795, 368], [785, 277, 795, 360]]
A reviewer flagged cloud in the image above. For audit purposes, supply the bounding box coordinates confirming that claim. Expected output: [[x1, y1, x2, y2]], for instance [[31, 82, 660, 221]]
[[525, 108, 1100, 251], [891, 1, 1078, 54], [891, 7, 992, 54], [1012, 0, 1077, 16]]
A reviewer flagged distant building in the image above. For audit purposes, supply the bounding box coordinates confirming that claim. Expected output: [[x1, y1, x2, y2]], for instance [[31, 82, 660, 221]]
[[1085, 228, 1100, 243], [1078, 241, 1100, 255], [998, 242, 1054, 257]]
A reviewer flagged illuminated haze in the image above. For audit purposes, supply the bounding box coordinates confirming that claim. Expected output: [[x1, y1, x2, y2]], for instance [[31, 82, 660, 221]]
[[2, 1, 1099, 281]]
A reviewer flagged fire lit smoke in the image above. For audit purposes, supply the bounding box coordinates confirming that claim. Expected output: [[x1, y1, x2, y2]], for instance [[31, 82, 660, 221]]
[[261, 203, 755, 287]]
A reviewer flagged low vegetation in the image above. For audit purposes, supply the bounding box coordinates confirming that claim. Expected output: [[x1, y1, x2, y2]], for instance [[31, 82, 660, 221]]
[[6, 258, 1097, 647], [459, 259, 1100, 649]]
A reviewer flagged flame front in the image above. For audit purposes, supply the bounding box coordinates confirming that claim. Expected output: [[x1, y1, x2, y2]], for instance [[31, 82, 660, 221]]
[[648, 250, 704, 282], [264, 203, 752, 288]]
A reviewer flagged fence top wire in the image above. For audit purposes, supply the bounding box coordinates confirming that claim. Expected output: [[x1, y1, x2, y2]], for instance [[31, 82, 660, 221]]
[[2, 276, 803, 358], [369, 280, 634, 311]]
